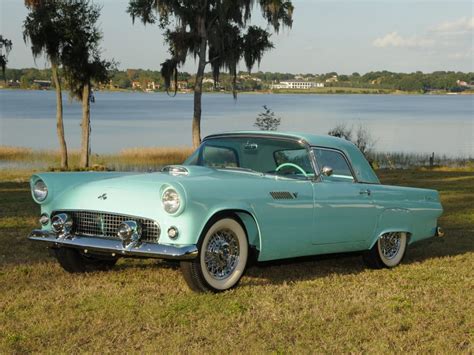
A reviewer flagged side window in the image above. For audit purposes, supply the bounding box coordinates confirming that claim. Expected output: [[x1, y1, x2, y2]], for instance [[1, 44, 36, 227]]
[[274, 148, 314, 176], [201, 145, 238, 168], [314, 148, 354, 182]]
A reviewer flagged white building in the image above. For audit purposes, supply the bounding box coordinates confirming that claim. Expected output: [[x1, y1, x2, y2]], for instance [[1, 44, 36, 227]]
[[271, 80, 324, 90]]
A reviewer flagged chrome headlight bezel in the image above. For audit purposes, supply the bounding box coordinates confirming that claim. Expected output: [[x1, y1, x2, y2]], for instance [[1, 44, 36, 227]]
[[32, 179, 48, 202], [161, 186, 184, 215]]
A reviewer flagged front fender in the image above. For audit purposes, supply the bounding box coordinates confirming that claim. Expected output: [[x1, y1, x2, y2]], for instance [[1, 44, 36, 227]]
[[198, 202, 262, 252]]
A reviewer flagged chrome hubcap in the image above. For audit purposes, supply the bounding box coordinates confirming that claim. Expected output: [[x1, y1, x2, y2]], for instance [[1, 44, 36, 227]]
[[379, 232, 401, 259], [204, 229, 240, 280]]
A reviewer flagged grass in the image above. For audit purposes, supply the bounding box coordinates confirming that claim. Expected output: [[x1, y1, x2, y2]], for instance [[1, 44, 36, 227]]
[[0, 167, 472, 353], [371, 152, 473, 169]]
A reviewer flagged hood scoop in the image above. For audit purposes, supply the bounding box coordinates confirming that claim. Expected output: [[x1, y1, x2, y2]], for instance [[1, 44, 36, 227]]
[[161, 166, 189, 176], [270, 191, 297, 200]]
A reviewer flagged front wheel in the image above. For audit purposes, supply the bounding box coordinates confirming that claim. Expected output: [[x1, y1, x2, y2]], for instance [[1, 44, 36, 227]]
[[363, 232, 408, 269], [181, 218, 248, 292]]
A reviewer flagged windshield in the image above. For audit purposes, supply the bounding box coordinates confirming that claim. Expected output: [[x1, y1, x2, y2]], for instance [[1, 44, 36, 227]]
[[184, 136, 315, 179]]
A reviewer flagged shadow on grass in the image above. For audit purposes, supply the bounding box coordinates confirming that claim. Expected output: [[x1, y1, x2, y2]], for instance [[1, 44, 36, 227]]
[[2, 225, 472, 278], [244, 229, 473, 286]]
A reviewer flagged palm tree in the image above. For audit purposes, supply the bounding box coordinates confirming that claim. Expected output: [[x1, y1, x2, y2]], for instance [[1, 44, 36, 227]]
[[23, 0, 68, 169], [0, 35, 13, 86], [60, 0, 113, 168], [128, 0, 294, 148]]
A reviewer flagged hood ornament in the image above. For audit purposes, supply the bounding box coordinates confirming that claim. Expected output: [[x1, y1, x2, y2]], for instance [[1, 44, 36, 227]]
[[98, 193, 107, 200]]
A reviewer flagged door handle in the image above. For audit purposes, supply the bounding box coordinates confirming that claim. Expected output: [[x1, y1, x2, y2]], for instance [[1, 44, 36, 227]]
[[359, 189, 371, 196]]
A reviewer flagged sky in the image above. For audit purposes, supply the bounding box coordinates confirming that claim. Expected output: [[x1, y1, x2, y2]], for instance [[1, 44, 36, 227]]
[[1, 0, 473, 74]]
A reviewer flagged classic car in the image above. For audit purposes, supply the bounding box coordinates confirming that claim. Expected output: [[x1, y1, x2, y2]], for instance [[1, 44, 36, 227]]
[[28, 131, 444, 292]]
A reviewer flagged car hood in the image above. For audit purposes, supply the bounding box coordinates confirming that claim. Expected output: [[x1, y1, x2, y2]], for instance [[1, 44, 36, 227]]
[[33, 165, 274, 216]]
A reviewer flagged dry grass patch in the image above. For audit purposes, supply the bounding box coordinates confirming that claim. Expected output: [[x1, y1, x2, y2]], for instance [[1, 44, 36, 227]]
[[117, 146, 194, 166], [0, 145, 193, 171]]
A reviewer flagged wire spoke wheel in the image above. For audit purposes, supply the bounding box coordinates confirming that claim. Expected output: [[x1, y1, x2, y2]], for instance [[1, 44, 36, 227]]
[[181, 217, 248, 292], [379, 232, 402, 260], [364, 231, 408, 269], [204, 229, 240, 280]]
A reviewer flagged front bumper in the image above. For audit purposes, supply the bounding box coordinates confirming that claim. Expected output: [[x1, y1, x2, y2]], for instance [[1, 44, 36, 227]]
[[28, 229, 198, 260]]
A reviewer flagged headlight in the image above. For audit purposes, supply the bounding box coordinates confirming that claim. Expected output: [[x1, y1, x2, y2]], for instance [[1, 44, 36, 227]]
[[162, 188, 181, 214], [33, 179, 48, 202]]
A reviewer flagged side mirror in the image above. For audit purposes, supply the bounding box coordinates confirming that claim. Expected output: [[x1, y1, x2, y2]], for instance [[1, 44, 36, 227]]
[[321, 166, 333, 177]]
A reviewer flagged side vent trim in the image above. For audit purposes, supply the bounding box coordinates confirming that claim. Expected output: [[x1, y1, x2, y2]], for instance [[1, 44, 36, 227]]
[[270, 191, 296, 200]]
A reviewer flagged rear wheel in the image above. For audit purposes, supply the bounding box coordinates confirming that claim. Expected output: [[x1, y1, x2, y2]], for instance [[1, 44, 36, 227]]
[[54, 248, 117, 273], [363, 232, 408, 269], [181, 218, 248, 292]]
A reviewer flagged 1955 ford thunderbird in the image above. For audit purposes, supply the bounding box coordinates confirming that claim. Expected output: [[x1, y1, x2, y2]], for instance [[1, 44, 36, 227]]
[[28, 131, 444, 292]]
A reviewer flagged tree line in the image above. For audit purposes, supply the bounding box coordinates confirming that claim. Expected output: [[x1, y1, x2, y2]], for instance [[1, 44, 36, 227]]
[[5, 67, 473, 93]]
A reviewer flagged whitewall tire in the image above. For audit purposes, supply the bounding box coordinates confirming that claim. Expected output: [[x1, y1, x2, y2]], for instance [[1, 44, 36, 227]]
[[363, 232, 408, 269], [181, 217, 248, 292]]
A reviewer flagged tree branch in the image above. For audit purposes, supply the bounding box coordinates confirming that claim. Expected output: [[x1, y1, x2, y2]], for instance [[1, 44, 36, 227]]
[[206, 55, 219, 65]]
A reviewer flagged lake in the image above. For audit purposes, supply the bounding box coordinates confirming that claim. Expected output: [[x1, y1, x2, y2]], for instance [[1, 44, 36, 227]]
[[0, 90, 472, 156]]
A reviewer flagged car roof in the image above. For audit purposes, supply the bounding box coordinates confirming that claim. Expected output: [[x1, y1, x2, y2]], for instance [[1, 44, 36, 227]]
[[205, 130, 350, 148], [204, 131, 380, 184]]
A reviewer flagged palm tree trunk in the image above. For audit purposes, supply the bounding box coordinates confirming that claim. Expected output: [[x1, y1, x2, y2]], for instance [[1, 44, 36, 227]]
[[80, 82, 91, 168], [192, 18, 207, 149], [51, 61, 68, 169]]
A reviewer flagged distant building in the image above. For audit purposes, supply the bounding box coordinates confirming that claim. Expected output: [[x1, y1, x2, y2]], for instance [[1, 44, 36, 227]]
[[271, 80, 324, 90], [237, 75, 262, 83], [132, 81, 141, 90], [325, 75, 338, 83], [6, 80, 20, 88], [33, 80, 51, 89], [456, 80, 468, 87], [203, 78, 215, 85], [147, 81, 158, 91], [170, 80, 189, 91]]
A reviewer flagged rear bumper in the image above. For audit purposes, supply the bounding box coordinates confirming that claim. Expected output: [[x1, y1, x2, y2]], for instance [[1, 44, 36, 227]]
[[28, 229, 198, 260], [435, 226, 445, 237]]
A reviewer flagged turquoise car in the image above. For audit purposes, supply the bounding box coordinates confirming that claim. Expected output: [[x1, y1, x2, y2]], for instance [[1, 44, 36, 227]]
[[29, 131, 444, 292]]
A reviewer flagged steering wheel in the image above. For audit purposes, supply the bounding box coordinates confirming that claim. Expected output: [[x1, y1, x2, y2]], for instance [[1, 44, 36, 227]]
[[275, 163, 308, 177]]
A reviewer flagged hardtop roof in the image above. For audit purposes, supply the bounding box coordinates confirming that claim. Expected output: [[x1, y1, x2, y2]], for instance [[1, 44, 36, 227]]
[[203, 131, 380, 184], [205, 131, 356, 149]]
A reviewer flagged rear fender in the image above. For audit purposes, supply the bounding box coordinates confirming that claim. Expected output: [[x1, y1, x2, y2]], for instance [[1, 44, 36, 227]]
[[370, 208, 413, 248]]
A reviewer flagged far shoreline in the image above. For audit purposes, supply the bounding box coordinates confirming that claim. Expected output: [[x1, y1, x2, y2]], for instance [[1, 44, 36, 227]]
[[1, 87, 473, 96]]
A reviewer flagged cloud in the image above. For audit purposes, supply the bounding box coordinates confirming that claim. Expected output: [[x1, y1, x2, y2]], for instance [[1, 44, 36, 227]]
[[373, 32, 434, 48], [432, 16, 474, 35], [373, 17, 473, 59], [447, 50, 473, 60]]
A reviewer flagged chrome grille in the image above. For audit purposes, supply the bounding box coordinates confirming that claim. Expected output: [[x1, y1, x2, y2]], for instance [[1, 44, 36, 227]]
[[53, 210, 160, 243]]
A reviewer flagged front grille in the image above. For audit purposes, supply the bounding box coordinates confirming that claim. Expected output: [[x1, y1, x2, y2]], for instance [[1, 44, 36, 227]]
[[53, 210, 161, 243]]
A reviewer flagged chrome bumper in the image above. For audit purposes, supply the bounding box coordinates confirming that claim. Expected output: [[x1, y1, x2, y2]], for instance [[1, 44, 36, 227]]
[[28, 229, 198, 260], [435, 226, 445, 238]]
